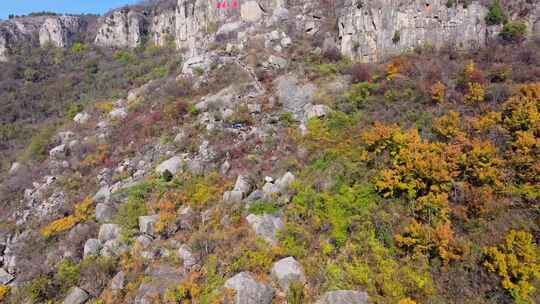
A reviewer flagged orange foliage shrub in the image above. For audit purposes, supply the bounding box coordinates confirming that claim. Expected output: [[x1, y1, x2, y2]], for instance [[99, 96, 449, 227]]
[[430, 81, 446, 103]]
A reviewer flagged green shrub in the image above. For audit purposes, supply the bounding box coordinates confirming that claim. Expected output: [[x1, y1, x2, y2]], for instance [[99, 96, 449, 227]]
[[485, 0, 506, 25], [56, 259, 80, 292], [21, 124, 57, 161], [25, 276, 53, 302], [114, 181, 151, 234], [500, 21, 527, 43], [248, 200, 280, 215], [65, 103, 84, 120], [392, 30, 401, 44], [71, 42, 86, 53], [344, 82, 379, 108], [287, 282, 305, 304]]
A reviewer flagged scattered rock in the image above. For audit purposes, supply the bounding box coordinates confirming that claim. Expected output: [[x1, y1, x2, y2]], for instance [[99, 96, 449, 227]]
[[246, 214, 284, 244], [73, 112, 90, 124], [135, 234, 153, 248], [0, 268, 14, 284], [178, 245, 196, 269], [241, 1, 264, 22], [110, 271, 126, 291], [223, 190, 243, 203], [233, 175, 251, 196], [95, 203, 116, 222], [275, 75, 316, 119], [92, 186, 111, 203], [156, 156, 184, 175], [83, 239, 102, 257], [139, 215, 159, 236], [315, 290, 371, 304], [62, 287, 89, 304], [9, 162, 23, 175], [305, 104, 331, 120], [50, 144, 68, 159], [268, 55, 288, 69], [276, 172, 295, 193], [177, 206, 195, 230], [224, 272, 273, 304], [101, 239, 128, 257], [98, 224, 121, 242], [271, 257, 306, 291], [109, 107, 128, 120]]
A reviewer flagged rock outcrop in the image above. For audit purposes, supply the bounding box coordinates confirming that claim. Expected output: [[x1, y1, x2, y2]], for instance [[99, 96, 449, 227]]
[[39, 16, 83, 47], [338, 0, 488, 61], [94, 9, 146, 48], [1, 0, 539, 62]]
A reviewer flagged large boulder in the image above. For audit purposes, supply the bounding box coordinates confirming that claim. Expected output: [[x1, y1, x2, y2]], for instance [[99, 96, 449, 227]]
[[95, 203, 116, 222], [270, 257, 306, 291], [223, 190, 244, 203], [178, 245, 197, 269], [0, 268, 14, 284], [50, 144, 68, 159], [233, 175, 252, 196], [224, 272, 273, 304], [315, 290, 371, 304], [73, 112, 90, 124], [274, 75, 316, 119], [241, 1, 264, 22], [139, 215, 159, 236], [83, 239, 102, 257], [109, 107, 128, 120], [98, 224, 121, 242], [246, 214, 284, 245], [156, 156, 184, 175], [63, 287, 89, 304], [275, 172, 296, 193], [110, 271, 126, 291]]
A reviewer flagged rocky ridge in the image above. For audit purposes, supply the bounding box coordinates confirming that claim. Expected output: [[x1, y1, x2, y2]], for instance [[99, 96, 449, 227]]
[[1, 0, 539, 62]]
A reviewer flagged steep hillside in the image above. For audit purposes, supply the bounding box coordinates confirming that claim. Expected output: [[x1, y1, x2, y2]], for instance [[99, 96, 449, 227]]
[[0, 1, 539, 304]]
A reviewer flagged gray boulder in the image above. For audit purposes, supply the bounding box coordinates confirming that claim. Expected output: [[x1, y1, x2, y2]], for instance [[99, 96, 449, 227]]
[[268, 55, 288, 69], [241, 1, 264, 22], [9, 162, 23, 175], [178, 245, 196, 269], [275, 75, 316, 119], [305, 104, 331, 120], [63, 287, 89, 304], [316, 290, 371, 304], [271, 257, 306, 291], [92, 186, 111, 203], [223, 190, 243, 203], [156, 156, 184, 175], [233, 175, 252, 196], [224, 272, 273, 304], [246, 214, 284, 245], [95, 203, 116, 222], [98, 224, 121, 242], [83, 239, 102, 257], [109, 107, 128, 120], [110, 271, 125, 291], [50, 144, 67, 159], [101, 239, 128, 257], [0, 268, 14, 284], [139, 215, 159, 236], [276, 172, 296, 193], [73, 112, 90, 124]]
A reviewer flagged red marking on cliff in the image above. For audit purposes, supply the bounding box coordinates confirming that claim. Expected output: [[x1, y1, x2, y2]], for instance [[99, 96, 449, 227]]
[[217, 0, 239, 9]]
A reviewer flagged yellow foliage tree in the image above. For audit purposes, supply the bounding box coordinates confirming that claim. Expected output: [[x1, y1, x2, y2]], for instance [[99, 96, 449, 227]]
[[483, 230, 540, 301], [464, 82, 485, 103], [430, 81, 446, 103]]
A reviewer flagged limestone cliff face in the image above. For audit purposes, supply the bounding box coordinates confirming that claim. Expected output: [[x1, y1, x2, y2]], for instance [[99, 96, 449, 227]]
[[1, 0, 539, 62], [39, 16, 84, 48], [338, 0, 489, 62], [94, 9, 146, 48], [0, 16, 88, 61]]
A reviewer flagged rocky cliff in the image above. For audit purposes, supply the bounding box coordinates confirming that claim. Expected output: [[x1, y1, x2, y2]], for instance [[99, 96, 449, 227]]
[[0, 15, 92, 61], [1, 0, 539, 61]]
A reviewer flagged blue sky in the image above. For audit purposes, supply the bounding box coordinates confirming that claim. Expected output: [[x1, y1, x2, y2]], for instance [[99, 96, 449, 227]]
[[0, 0, 139, 20]]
